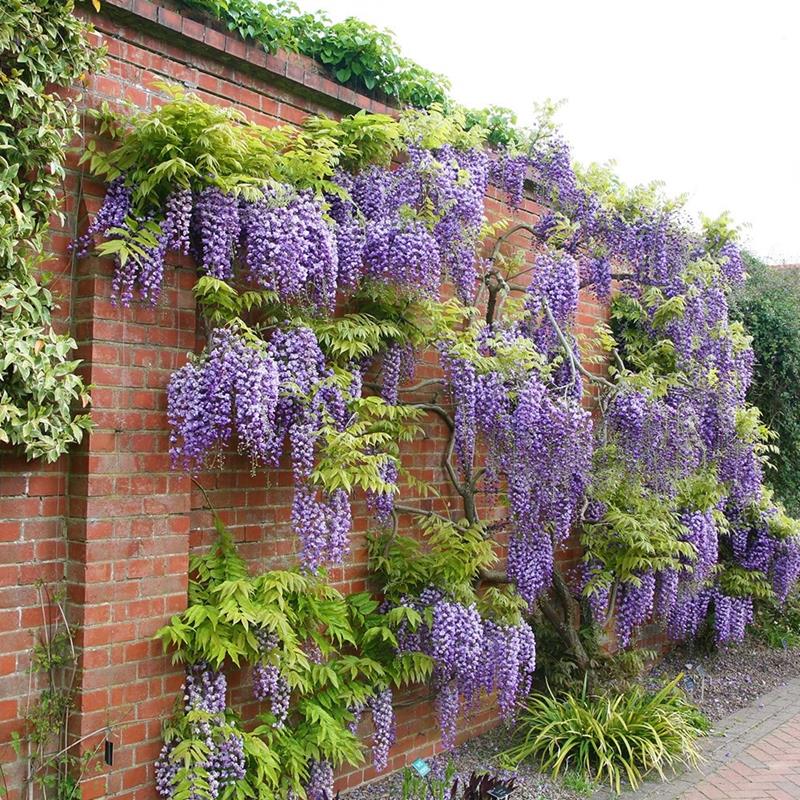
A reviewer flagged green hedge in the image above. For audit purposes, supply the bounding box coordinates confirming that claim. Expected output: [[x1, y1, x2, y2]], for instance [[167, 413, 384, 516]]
[[732, 256, 800, 513]]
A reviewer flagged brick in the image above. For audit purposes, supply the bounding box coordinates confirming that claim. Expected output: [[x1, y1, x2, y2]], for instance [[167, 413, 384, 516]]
[[181, 17, 205, 43], [225, 37, 247, 60], [79, 776, 108, 800], [203, 28, 226, 52], [0, 522, 19, 542], [131, 0, 158, 22], [156, 6, 182, 31]]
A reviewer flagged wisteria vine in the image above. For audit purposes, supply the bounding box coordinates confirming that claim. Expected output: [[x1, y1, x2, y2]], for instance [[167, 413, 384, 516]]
[[78, 89, 800, 798], [394, 589, 536, 749]]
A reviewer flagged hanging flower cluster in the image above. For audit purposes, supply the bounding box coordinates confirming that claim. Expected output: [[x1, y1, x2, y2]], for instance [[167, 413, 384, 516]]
[[252, 628, 290, 727], [167, 325, 352, 570], [441, 324, 593, 606], [305, 759, 335, 800], [367, 687, 396, 772], [327, 142, 493, 304], [80, 182, 339, 310], [166, 327, 279, 470], [345, 685, 396, 772], [395, 588, 536, 748], [155, 664, 245, 800], [239, 185, 338, 311]]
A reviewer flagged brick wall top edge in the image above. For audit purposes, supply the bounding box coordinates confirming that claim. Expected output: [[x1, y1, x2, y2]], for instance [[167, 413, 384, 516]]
[[80, 0, 554, 208], [78, 1, 559, 227], [85, 0, 397, 117]]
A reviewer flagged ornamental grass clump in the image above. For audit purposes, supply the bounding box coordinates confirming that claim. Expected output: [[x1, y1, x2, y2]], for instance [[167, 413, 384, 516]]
[[502, 676, 709, 793]]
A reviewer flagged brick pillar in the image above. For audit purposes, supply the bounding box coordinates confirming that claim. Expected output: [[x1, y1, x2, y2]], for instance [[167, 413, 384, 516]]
[[66, 203, 196, 799], [0, 454, 69, 800]]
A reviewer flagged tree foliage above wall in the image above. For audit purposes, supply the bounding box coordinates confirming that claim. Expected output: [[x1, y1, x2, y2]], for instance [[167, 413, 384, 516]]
[[731, 256, 800, 514], [178, 0, 452, 108]]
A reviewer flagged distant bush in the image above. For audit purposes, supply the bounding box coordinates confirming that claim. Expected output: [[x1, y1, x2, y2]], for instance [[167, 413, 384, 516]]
[[731, 257, 800, 513], [752, 590, 800, 649]]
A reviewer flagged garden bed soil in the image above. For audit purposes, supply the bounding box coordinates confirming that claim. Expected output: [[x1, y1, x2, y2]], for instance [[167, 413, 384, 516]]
[[344, 724, 586, 800], [641, 635, 800, 721], [343, 724, 586, 799]]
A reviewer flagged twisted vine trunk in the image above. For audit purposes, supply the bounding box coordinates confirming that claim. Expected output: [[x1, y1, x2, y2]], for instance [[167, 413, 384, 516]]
[[538, 570, 591, 672], [479, 566, 590, 672], [394, 235, 596, 679]]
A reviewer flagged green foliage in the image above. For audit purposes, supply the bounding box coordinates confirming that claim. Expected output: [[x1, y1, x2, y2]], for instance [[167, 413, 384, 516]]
[[0, 0, 102, 262], [401, 760, 457, 800], [0, 0, 103, 461], [301, 111, 401, 171], [304, 16, 450, 108], [530, 614, 603, 691], [716, 564, 774, 601], [177, 0, 450, 108], [312, 389, 424, 495], [561, 769, 597, 796], [158, 516, 428, 683], [581, 461, 704, 597], [399, 104, 486, 152], [764, 495, 800, 541], [731, 257, 800, 513], [531, 611, 657, 694], [0, 276, 92, 460], [701, 212, 741, 256], [82, 83, 372, 201], [181, 0, 306, 53], [351, 283, 472, 354], [462, 98, 565, 159], [751, 590, 800, 649], [193, 277, 285, 327], [574, 162, 687, 223], [610, 291, 682, 378], [369, 514, 497, 607], [502, 677, 709, 792], [463, 106, 524, 150], [310, 312, 409, 364], [157, 520, 433, 798]]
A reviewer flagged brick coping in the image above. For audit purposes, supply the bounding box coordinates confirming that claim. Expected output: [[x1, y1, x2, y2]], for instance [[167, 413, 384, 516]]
[[87, 0, 397, 116]]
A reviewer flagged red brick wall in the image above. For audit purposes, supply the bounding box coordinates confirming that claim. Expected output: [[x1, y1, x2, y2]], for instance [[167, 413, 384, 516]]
[[0, 2, 612, 798]]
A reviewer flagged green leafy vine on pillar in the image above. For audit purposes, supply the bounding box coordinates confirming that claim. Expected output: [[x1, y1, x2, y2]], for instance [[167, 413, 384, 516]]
[[0, 0, 103, 461]]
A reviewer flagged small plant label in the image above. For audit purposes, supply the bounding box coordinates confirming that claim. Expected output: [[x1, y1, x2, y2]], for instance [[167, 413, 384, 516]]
[[410, 758, 431, 778]]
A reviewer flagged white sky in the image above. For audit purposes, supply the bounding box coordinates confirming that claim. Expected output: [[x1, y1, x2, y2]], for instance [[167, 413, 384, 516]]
[[304, 0, 800, 264]]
